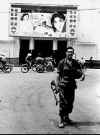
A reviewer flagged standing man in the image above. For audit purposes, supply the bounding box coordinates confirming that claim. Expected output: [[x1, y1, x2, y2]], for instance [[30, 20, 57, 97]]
[[89, 56, 94, 68], [56, 46, 83, 128], [80, 57, 86, 70]]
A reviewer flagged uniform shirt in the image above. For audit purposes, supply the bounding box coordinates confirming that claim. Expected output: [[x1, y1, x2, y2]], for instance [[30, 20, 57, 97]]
[[57, 58, 82, 80]]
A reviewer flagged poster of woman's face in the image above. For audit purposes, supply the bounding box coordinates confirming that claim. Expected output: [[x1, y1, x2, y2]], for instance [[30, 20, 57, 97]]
[[19, 12, 66, 37], [20, 13, 30, 21], [51, 13, 66, 32]]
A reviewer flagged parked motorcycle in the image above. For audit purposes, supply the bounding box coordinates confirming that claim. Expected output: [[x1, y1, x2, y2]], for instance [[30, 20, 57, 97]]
[[21, 60, 37, 73], [0, 62, 13, 73], [21, 57, 55, 73]]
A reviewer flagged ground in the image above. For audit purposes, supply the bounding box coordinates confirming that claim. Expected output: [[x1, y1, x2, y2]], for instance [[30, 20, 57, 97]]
[[0, 68, 100, 134]]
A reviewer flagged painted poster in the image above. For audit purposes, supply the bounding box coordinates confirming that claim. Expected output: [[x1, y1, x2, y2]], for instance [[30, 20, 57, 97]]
[[9, 6, 77, 38], [19, 12, 67, 38]]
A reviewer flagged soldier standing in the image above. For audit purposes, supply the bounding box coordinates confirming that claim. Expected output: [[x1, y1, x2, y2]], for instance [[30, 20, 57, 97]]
[[56, 46, 83, 128]]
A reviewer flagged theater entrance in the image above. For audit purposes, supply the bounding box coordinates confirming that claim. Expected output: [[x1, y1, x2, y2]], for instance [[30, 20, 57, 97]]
[[34, 40, 53, 57], [19, 39, 67, 66], [19, 39, 30, 65], [56, 40, 67, 64]]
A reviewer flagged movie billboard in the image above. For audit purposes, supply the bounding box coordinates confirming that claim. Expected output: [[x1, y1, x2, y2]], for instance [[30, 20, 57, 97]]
[[19, 12, 67, 38], [9, 6, 77, 38]]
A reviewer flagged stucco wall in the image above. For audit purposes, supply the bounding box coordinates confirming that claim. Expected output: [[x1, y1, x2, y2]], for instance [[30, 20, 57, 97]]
[[74, 43, 97, 60], [0, 38, 19, 58]]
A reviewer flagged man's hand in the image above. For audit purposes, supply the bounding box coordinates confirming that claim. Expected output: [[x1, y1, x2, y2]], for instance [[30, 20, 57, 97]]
[[80, 74, 85, 81]]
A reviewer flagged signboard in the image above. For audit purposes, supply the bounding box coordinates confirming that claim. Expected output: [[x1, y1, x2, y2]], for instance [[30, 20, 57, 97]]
[[9, 5, 78, 38]]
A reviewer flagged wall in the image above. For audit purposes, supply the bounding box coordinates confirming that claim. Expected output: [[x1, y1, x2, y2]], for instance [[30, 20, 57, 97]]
[[74, 42, 97, 60], [0, 39, 19, 66], [0, 1, 100, 62]]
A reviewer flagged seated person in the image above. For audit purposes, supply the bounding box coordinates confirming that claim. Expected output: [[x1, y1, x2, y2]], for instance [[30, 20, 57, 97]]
[[25, 53, 33, 66], [0, 54, 7, 66], [45, 56, 53, 66], [35, 53, 44, 65]]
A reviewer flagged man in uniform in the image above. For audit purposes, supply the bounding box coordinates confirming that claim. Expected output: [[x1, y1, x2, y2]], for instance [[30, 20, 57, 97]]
[[56, 46, 83, 128]]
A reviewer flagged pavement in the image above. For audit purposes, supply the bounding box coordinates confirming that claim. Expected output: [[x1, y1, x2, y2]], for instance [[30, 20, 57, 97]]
[[0, 67, 100, 134]]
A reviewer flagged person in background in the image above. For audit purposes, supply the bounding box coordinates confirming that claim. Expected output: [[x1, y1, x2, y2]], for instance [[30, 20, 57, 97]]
[[56, 46, 83, 128], [25, 52, 33, 67], [35, 53, 44, 65], [89, 56, 94, 68], [0, 53, 7, 66], [79, 57, 86, 81], [80, 57, 86, 70]]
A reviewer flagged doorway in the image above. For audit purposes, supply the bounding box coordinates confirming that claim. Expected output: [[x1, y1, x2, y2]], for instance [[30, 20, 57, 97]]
[[56, 40, 67, 64], [19, 39, 29, 65], [34, 40, 53, 57]]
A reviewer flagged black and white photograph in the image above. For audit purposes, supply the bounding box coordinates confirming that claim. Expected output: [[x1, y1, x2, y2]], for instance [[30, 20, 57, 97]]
[[0, 0, 100, 134]]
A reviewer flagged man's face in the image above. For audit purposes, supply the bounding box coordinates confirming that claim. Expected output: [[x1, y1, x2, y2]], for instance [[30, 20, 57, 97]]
[[66, 49, 74, 60]]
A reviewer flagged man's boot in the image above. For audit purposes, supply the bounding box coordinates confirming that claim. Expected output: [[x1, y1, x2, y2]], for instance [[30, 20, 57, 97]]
[[58, 116, 64, 128], [64, 114, 74, 125]]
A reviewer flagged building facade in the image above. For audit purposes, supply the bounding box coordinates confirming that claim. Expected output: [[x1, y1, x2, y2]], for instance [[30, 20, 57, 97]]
[[8, 3, 78, 65]]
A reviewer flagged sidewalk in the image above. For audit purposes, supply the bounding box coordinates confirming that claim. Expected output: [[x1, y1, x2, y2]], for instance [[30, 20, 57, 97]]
[[12, 66, 100, 72], [12, 66, 58, 73], [0, 67, 100, 133]]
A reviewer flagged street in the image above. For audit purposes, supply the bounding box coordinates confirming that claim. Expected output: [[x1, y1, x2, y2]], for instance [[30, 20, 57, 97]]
[[0, 68, 100, 134]]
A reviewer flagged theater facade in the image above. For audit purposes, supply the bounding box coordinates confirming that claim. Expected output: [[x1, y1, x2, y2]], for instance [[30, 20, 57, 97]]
[[9, 3, 78, 65]]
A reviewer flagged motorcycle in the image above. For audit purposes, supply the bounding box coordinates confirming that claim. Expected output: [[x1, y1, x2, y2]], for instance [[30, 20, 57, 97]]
[[21, 57, 55, 73], [0, 62, 13, 73], [21, 62, 37, 73], [36, 58, 55, 73]]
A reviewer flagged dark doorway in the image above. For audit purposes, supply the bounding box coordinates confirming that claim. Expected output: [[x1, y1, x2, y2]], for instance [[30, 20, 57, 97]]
[[56, 40, 67, 65], [34, 40, 53, 57], [19, 39, 29, 65]]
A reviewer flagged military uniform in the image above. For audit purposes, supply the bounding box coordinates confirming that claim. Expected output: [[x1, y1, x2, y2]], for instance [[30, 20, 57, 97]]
[[57, 58, 82, 123]]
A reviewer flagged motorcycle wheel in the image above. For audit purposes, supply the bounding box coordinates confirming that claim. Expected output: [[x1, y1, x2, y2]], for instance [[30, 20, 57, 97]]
[[46, 65, 54, 72], [2, 64, 13, 73], [21, 64, 29, 73], [36, 64, 44, 73], [31, 64, 37, 72]]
